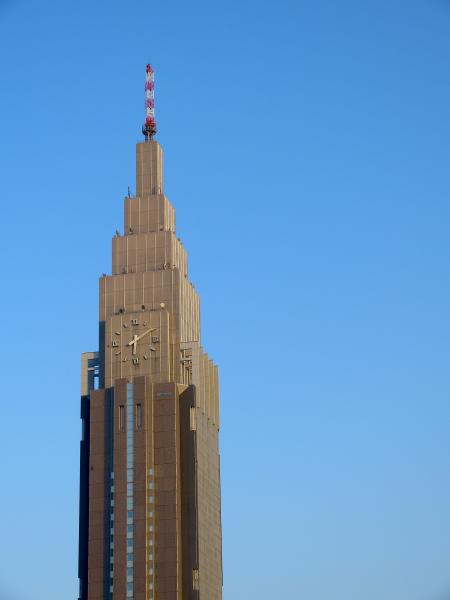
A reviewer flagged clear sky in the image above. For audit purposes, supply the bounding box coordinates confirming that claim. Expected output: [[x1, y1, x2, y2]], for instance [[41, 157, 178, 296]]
[[1, 0, 450, 599]]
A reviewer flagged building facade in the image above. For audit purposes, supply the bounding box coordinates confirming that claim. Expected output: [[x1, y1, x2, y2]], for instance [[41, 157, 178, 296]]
[[78, 136, 222, 600]]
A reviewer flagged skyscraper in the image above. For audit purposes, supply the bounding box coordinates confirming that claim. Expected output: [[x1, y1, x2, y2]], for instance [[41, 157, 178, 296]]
[[78, 65, 222, 600]]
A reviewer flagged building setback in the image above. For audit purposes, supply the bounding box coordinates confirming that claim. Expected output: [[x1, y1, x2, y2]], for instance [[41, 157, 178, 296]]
[[78, 67, 222, 600]]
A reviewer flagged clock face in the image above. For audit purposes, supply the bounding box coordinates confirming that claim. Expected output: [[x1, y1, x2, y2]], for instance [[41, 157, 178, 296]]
[[111, 321, 159, 365], [105, 310, 169, 383]]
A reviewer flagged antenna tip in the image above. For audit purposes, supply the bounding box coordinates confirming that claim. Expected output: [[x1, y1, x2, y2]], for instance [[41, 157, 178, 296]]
[[143, 63, 156, 140]]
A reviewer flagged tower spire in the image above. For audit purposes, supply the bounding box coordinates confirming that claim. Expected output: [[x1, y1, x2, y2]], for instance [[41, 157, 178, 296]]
[[142, 63, 157, 140]]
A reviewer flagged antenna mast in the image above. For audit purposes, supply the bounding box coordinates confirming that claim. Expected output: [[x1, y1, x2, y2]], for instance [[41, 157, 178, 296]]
[[142, 64, 157, 140]]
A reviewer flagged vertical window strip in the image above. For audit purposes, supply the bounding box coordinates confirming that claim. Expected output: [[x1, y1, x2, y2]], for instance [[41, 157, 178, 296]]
[[108, 390, 115, 598], [126, 384, 134, 600], [136, 403, 142, 430], [147, 467, 155, 599]]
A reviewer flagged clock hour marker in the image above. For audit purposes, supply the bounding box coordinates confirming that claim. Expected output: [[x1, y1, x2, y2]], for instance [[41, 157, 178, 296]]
[[115, 350, 121, 356], [143, 355, 148, 360], [114, 331, 121, 335]]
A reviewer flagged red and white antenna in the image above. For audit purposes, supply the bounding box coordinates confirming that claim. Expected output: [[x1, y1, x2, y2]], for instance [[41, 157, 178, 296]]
[[142, 64, 156, 140]]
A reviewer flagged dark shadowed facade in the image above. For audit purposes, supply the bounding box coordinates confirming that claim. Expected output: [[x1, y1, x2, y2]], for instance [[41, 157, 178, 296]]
[[78, 138, 222, 600]]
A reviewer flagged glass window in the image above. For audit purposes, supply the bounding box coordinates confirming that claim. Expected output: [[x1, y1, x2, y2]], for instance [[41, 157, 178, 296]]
[[119, 405, 125, 432], [127, 583, 133, 591], [127, 553, 133, 561], [127, 510, 133, 519], [136, 404, 142, 429], [127, 525, 133, 533], [127, 568, 133, 577]]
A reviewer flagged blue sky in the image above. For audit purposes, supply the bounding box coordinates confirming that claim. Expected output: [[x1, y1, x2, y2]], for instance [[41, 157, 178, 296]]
[[1, 0, 450, 598]]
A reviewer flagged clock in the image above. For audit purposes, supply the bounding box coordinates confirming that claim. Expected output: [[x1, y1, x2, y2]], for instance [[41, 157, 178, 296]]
[[110, 319, 160, 366], [105, 309, 169, 385], [112, 326, 158, 365]]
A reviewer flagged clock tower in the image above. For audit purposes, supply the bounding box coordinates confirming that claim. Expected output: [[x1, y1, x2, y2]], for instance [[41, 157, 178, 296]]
[[77, 66, 222, 600]]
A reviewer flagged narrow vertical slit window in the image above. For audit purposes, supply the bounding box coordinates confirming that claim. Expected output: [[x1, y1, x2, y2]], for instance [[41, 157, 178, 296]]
[[136, 403, 142, 430], [119, 405, 125, 432]]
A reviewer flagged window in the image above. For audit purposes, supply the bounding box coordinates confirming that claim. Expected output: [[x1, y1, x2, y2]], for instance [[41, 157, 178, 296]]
[[119, 405, 125, 432], [127, 525, 134, 533], [193, 569, 199, 591], [127, 510, 133, 519], [190, 407, 197, 431], [127, 553, 133, 561], [136, 404, 142, 430], [127, 568, 133, 577]]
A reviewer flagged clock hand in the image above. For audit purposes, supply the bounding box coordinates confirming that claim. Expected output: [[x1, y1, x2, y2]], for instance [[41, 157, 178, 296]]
[[132, 328, 156, 344], [126, 328, 156, 355]]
